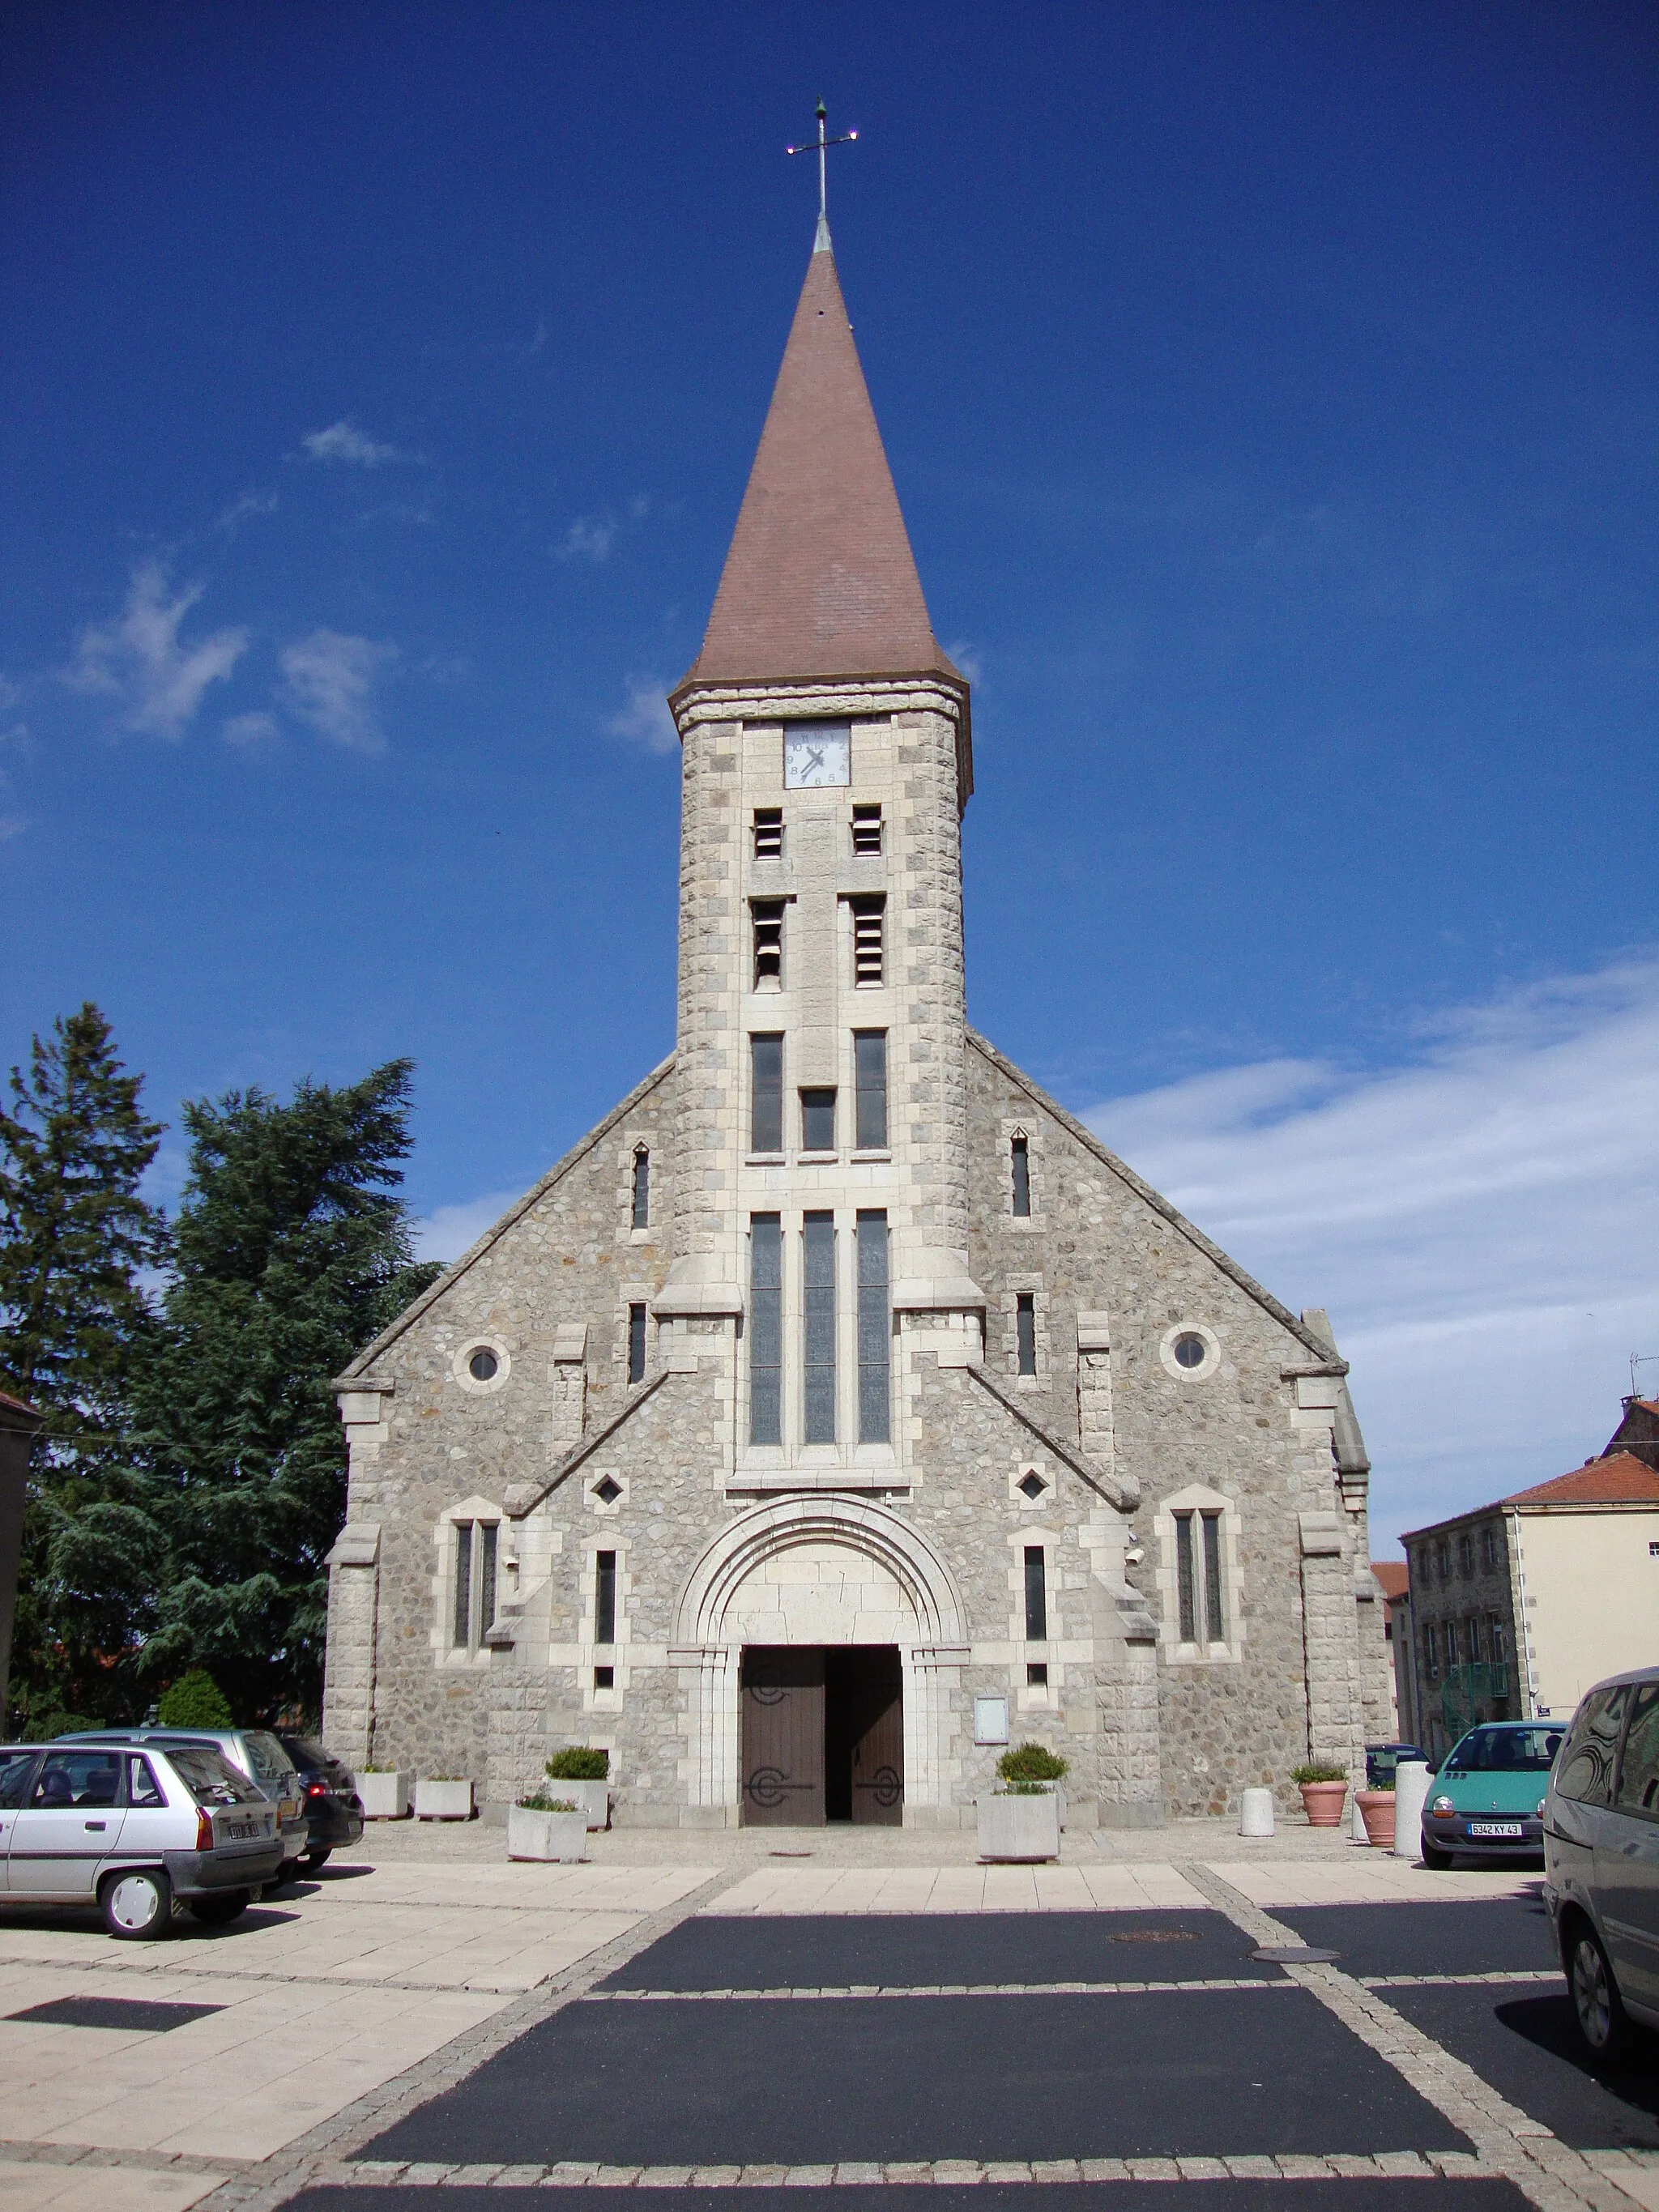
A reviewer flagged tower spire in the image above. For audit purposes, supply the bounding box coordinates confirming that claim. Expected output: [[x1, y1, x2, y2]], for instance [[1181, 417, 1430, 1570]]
[[676, 232, 963, 693]]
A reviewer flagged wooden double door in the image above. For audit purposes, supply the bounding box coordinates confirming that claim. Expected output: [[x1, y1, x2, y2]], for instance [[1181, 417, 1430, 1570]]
[[740, 1646, 903, 1826]]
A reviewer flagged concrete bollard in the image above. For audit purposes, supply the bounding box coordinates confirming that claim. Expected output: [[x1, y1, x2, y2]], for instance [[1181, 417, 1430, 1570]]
[[1393, 1761, 1431, 1860], [1350, 1792, 1371, 1843], [1239, 1786, 1275, 1837]]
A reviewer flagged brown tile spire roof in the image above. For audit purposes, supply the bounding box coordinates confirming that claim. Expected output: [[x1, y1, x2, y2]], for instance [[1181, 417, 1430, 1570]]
[[676, 228, 962, 693]]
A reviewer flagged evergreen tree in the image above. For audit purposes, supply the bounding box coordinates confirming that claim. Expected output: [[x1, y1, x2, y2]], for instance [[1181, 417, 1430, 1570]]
[[136, 1059, 439, 1720], [0, 1005, 167, 1728]]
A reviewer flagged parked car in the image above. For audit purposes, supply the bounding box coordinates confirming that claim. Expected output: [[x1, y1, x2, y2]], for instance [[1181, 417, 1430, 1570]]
[[1544, 1663, 1659, 2059], [1366, 1741, 1429, 1788], [0, 1738, 282, 1937], [1420, 1720, 1563, 1868], [63, 1726, 308, 1875], [275, 1735, 364, 1870]]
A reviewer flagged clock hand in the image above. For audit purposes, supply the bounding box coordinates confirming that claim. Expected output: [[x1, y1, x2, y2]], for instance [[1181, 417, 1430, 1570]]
[[804, 747, 825, 776]]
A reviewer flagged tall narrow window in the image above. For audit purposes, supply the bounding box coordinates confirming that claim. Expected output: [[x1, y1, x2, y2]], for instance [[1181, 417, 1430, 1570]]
[[751, 1034, 783, 1153], [850, 896, 885, 986], [803, 1211, 836, 1444], [1016, 1292, 1037, 1376], [479, 1523, 498, 1640], [595, 1551, 616, 1645], [1175, 1514, 1197, 1643], [854, 1031, 887, 1149], [749, 1214, 783, 1446], [1011, 1134, 1031, 1217], [1467, 1614, 1482, 1663], [752, 900, 784, 987], [753, 807, 783, 859], [856, 1209, 889, 1444], [630, 1147, 650, 1229], [1201, 1512, 1223, 1643], [800, 1088, 836, 1151], [851, 803, 883, 854], [452, 1522, 474, 1648], [1024, 1545, 1047, 1641], [627, 1302, 646, 1385]]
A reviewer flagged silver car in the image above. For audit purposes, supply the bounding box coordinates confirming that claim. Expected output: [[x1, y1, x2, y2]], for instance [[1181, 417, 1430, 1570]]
[[0, 1740, 283, 1939], [65, 1725, 309, 1873], [1543, 1662, 1659, 2058]]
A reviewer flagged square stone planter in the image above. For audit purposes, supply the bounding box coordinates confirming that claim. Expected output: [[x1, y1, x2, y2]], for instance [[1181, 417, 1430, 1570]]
[[507, 1805, 588, 1862], [555, 1779, 609, 1831], [355, 1770, 410, 1821], [415, 1776, 474, 1821], [977, 1790, 1061, 1863]]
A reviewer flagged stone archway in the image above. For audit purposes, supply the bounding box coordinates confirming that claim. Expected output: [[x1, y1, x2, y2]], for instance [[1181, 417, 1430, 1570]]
[[670, 1497, 969, 1826]]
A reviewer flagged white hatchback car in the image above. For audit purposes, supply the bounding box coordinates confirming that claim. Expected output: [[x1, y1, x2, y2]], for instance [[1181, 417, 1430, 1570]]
[[1543, 1663, 1659, 2058], [0, 1740, 284, 1939]]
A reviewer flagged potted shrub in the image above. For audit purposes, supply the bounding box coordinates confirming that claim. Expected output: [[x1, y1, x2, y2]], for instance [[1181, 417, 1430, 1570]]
[[1294, 1762, 1350, 1827], [542, 1746, 611, 1831], [414, 1774, 474, 1821], [356, 1767, 411, 1820], [507, 1790, 588, 1863], [978, 1742, 1068, 1863], [1354, 1775, 1397, 1848]]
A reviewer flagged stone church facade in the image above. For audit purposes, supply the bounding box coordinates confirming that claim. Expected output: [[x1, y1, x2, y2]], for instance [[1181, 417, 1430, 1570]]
[[322, 223, 1390, 1828]]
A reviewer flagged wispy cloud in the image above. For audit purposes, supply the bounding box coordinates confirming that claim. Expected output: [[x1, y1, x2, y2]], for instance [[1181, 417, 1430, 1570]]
[[223, 710, 281, 750], [302, 420, 404, 467], [66, 561, 249, 739], [216, 487, 279, 534], [557, 494, 650, 565], [945, 638, 983, 686], [1082, 957, 1659, 1545], [604, 674, 677, 755], [413, 1189, 526, 1265], [559, 514, 619, 563], [279, 629, 398, 753]]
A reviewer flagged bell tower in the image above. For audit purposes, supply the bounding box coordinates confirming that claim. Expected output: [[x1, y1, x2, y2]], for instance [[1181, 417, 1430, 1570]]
[[657, 223, 984, 1452]]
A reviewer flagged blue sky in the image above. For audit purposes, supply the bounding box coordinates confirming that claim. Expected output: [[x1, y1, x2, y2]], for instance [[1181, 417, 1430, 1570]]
[[3, 2, 1656, 1546]]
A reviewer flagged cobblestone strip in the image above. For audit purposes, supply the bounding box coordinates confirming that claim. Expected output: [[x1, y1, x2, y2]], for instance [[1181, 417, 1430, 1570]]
[[0, 1949, 586, 1996], [187, 1862, 757, 2212], [1359, 1972, 1562, 1990], [294, 2149, 1496, 2186], [0, 2140, 248, 2177], [582, 1978, 1295, 2002], [1181, 1863, 1644, 2212]]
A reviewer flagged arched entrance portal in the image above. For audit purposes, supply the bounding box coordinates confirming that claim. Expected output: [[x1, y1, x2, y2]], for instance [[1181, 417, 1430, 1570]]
[[672, 1498, 969, 1827]]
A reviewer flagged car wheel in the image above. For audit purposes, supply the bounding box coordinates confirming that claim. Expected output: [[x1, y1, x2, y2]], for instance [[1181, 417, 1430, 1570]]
[[102, 1868, 173, 1941], [1567, 1924, 1629, 2062], [189, 1890, 249, 1928], [1421, 1842, 1453, 1869], [301, 1847, 332, 1872]]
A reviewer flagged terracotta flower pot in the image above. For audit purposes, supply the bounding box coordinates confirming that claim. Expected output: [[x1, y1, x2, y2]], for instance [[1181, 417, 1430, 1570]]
[[1355, 1789, 1396, 1848], [1299, 1779, 1349, 1828]]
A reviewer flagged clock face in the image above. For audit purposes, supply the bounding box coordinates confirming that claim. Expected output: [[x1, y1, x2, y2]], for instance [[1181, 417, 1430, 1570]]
[[783, 721, 851, 789]]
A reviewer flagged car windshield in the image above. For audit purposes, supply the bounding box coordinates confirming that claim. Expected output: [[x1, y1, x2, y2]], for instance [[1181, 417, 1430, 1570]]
[[1447, 1726, 1563, 1772], [165, 1746, 264, 1807], [242, 1730, 293, 1783]]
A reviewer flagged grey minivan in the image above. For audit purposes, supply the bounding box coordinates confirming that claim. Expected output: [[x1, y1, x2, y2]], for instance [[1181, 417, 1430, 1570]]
[[1542, 1663, 1659, 2058]]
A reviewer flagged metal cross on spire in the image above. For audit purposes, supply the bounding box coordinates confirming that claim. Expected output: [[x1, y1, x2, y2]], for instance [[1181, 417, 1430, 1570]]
[[787, 100, 857, 225]]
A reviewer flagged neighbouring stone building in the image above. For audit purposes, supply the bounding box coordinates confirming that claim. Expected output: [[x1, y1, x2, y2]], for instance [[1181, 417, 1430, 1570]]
[[322, 220, 1392, 1828]]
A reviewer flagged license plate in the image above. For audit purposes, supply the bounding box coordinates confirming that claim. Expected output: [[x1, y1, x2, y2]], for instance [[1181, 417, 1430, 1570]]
[[1468, 1821, 1524, 1838], [222, 1821, 256, 1840]]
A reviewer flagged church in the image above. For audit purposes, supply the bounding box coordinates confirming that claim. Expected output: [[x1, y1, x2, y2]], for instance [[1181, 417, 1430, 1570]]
[[322, 217, 1390, 1829]]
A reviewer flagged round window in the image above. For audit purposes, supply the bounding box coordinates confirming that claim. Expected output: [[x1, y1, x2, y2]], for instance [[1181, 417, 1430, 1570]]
[[467, 1348, 499, 1383], [1172, 1332, 1208, 1370]]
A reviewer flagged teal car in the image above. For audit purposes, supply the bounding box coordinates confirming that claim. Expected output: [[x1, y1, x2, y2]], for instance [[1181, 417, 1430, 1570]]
[[1422, 1720, 1563, 1868]]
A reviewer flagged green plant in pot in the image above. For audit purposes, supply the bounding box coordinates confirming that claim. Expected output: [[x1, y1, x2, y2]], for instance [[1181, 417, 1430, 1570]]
[[544, 1747, 610, 1780], [1293, 1761, 1350, 1827], [997, 1742, 1068, 1795]]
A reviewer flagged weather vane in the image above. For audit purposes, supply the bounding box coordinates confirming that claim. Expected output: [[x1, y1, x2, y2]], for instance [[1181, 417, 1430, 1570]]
[[787, 100, 857, 224]]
